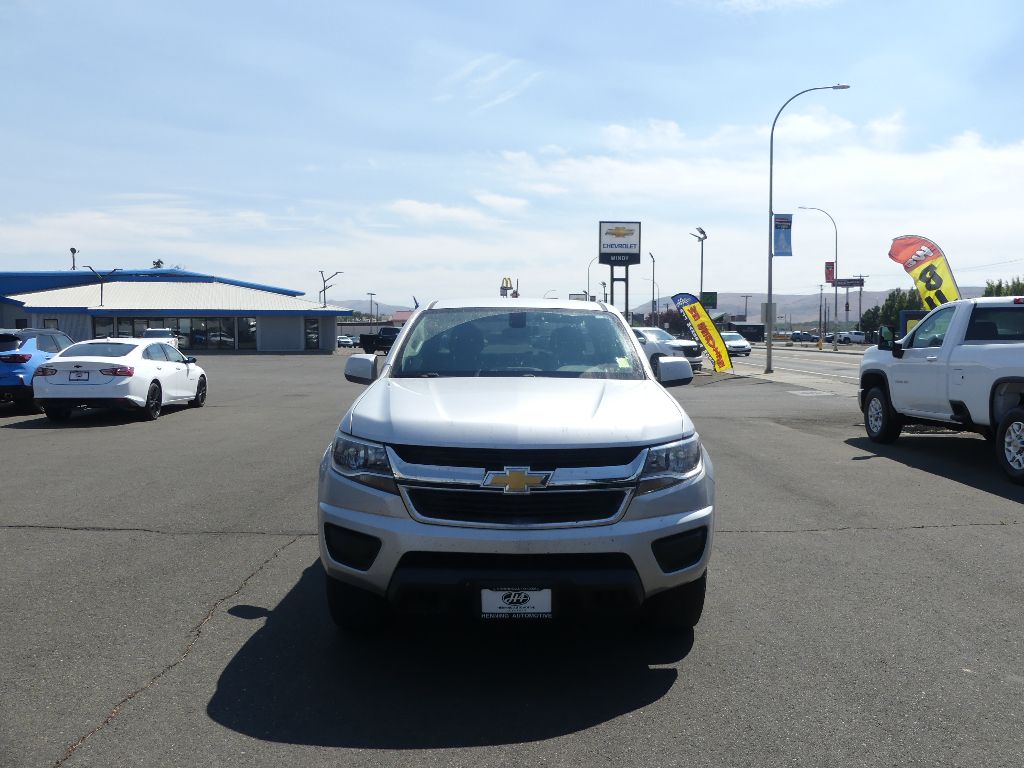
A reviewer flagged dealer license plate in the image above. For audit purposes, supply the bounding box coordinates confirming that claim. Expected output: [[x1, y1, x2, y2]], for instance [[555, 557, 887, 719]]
[[481, 587, 552, 619], [69, 371, 89, 381]]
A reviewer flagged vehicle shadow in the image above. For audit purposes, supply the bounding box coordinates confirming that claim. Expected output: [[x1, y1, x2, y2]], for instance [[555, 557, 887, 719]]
[[846, 434, 1024, 503], [207, 561, 692, 749], [1, 406, 191, 430]]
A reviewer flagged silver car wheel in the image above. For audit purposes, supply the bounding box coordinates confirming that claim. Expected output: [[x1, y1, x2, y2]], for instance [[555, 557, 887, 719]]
[[867, 397, 884, 435], [1004, 420, 1024, 470]]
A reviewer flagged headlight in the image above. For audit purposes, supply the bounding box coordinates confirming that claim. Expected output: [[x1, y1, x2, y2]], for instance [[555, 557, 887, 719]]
[[332, 434, 397, 494], [638, 435, 703, 494]]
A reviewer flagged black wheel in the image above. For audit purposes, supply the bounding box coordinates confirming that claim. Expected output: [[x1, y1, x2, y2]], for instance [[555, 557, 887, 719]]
[[142, 382, 162, 421], [44, 406, 72, 422], [325, 571, 386, 631], [643, 572, 706, 630], [995, 407, 1024, 484], [189, 376, 207, 408], [650, 354, 662, 376], [864, 386, 902, 444]]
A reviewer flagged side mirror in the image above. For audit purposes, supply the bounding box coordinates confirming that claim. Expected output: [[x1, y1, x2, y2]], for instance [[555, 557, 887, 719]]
[[186, 356, 197, 364], [877, 326, 894, 351], [637, 337, 647, 345], [345, 353, 379, 385], [892, 340, 905, 359], [656, 357, 693, 387]]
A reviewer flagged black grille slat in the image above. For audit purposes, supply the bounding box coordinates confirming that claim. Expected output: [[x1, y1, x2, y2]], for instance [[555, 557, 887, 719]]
[[406, 488, 626, 525], [391, 445, 641, 470]]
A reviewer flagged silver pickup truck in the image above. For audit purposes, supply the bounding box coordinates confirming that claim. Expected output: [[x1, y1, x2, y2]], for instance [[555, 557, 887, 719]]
[[318, 298, 715, 631]]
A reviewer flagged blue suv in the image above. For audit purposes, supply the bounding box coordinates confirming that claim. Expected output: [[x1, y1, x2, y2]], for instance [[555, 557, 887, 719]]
[[0, 329, 75, 412]]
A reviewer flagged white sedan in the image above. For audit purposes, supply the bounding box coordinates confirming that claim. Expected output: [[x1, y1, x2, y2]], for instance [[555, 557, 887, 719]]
[[720, 331, 752, 356], [33, 338, 208, 422]]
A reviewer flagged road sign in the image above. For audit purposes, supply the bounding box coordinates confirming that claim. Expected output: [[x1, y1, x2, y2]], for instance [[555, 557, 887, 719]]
[[834, 277, 865, 288], [700, 291, 718, 309]]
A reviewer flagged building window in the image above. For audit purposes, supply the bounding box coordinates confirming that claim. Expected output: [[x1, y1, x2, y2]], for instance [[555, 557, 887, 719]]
[[304, 319, 319, 350], [43, 319, 59, 329], [238, 318, 257, 349], [15, 319, 28, 329], [93, 318, 114, 338]]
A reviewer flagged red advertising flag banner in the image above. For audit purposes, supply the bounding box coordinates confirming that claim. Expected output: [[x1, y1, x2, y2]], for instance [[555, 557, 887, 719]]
[[825, 261, 835, 284], [888, 235, 961, 310]]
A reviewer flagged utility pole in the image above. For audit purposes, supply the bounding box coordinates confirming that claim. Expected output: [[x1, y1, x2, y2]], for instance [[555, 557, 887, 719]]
[[854, 274, 869, 330], [319, 270, 342, 308], [649, 252, 656, 324], [741, 294, 752, 321]]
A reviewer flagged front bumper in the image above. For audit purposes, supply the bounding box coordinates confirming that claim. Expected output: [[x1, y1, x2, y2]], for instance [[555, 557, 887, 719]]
[[0, 383, 33, 402], [317, 450, 715, 611]]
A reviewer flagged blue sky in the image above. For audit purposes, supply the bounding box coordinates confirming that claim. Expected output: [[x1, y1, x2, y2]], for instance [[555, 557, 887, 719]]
[[2, 0, 1023, 309]]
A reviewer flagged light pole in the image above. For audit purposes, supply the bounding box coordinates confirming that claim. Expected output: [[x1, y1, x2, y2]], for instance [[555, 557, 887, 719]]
[[765, 83, 849, 373], [82, 266, 121, 307], [649, 252, 656, 322], [600, 281, 607, 302], [319, 270, 342, 308], [70, 247, 78, 270], [741, 294, 752, 321], [799, 206, 839, 350], [366, 291, 376, 323], [690, 228, 707, 298], [587, 256, 598, 301]]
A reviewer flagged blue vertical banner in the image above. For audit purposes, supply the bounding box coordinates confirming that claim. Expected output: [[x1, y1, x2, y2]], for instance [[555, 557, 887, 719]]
[[773, 213, 793, 257]]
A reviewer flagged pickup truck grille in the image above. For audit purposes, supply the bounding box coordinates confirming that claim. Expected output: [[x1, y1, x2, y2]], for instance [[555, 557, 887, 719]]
[[390, 445, 642, 470], [403, 487, 629, 527]]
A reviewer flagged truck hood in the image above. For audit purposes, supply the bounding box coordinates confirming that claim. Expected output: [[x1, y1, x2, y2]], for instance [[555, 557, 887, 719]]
[[343, 377, 693, 449]]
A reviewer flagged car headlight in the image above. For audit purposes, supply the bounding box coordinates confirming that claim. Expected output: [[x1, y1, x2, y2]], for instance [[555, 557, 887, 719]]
[[638, 435, 703, 494], [332, 434, 397, 494]]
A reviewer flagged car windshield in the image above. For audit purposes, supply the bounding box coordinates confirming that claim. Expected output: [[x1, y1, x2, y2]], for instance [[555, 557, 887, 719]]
[[391, 308, 644, 379], [722, 332, 744, 341], [61, 342, 137, 358], [642, 328, 676, 341]]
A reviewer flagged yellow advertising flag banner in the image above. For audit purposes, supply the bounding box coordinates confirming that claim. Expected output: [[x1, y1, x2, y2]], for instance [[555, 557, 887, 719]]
[[671, 293, 732, 372], [888, 235, 961, 310]]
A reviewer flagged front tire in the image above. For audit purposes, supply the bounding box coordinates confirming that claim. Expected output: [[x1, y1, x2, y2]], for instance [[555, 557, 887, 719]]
[[142, 382, 162, 421], [864, 386, 902, 444], [189, 376, 207, 408], [643, 573, 706, 630], [325, 572, 386, 631], [996, 407, 1024, 484]]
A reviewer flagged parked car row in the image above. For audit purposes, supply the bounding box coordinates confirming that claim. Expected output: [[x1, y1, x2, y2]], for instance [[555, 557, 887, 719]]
[[1, 331, 208, 423]]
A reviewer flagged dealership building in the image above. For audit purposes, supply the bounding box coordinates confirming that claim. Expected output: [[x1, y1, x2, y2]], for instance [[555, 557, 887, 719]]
[[0, 269, 352, 352]]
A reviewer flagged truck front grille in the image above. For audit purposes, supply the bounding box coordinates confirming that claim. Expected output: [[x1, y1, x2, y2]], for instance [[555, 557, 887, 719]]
[[403, 487, 629, 527]]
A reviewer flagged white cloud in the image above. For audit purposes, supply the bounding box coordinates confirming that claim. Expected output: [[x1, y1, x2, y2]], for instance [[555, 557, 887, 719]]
[[388, 199, 493, 226], [474, 192, 529, 214]]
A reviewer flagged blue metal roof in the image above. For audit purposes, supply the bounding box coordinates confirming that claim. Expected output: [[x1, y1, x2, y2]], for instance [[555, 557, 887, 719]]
[[0, 269, 305, 297]]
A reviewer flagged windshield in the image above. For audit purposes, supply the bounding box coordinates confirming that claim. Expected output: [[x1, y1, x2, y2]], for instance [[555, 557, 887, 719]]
[[61, 342, 137, 358], [721, 332, 744, 341], [641, 328, 676, 341], [391, 308, 644, 379]]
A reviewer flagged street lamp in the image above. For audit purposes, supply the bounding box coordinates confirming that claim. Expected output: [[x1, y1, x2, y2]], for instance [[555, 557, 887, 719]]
[[319, 270, 342, 308], [82, 265, 121, 307], [586, 256, 598, 302], [798, 206, 840, 350], [366, 291, 376, 323], [599, 281, 607, 302], [690, 228, 707, 298], [649, 252, 656, 322], [765, 83, 849, 374]]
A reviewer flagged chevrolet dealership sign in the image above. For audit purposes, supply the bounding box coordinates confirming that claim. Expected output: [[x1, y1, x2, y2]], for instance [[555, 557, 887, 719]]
[[599, 221, 641, 265]]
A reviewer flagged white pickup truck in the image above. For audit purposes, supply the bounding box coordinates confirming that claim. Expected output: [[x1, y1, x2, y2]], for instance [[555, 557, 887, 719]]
[[859, 297, 1024, 482]]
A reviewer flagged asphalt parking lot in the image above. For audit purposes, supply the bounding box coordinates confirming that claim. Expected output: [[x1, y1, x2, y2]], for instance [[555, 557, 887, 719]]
[[2, 353, 1023, 767]]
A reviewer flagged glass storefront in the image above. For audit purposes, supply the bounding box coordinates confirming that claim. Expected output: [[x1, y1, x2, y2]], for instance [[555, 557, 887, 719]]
[[304, 318, 319, 350], [90, 316, 257, 350]]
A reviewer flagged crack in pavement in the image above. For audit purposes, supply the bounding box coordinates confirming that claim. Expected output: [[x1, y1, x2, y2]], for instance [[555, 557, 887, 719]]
[[1, 523, 316, 537], [52, 535, 301, 768], [718, 520, 1021, 534]]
